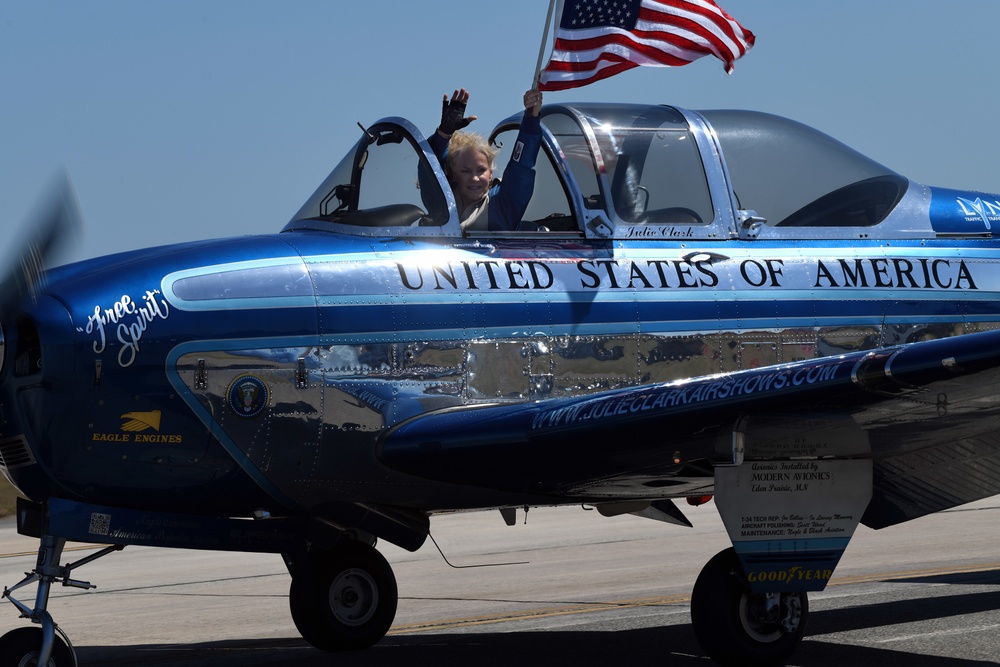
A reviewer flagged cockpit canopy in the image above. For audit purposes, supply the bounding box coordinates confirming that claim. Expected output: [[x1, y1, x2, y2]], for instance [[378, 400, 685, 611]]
[[286, 103, 912, 240], [702, 109, 906, 229]]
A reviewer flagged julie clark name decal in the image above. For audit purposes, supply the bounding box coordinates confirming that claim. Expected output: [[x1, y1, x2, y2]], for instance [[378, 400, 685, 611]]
[[395, 257, 978, 291]]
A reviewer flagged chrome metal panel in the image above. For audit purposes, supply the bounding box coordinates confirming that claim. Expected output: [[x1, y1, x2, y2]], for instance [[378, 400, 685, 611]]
[[467, 341, 528, 401], [640, 334, 724, 383], [176, 325, 899, 441], [738, 341, 778, 369], [817, 326, 882, 355], [967, 320, 1000, 334], [550, 335, 640, 395], [881, 322, 965, 346], [400, 342, 465, 386], [177, 350, 325, 473]]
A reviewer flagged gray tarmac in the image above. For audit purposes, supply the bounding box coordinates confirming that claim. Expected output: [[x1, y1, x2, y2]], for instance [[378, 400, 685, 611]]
[[1, 498, 999, 666]]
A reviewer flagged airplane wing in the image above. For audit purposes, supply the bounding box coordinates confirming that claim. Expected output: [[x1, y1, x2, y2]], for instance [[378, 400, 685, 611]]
[[378, 327, 1000, 530]]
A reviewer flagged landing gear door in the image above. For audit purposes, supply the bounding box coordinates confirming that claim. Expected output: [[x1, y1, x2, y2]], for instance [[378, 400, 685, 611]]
[[715, 459, 872, 593]]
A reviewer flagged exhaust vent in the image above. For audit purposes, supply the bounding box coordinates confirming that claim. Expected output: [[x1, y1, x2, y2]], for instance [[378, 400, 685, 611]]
[[0, 436, 35, 469]]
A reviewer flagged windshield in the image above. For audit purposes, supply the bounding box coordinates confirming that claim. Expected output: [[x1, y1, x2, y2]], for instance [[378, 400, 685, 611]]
[[289, 122, 450, 230], [544, 104, 715, 226], [291, 138, 357, 222]]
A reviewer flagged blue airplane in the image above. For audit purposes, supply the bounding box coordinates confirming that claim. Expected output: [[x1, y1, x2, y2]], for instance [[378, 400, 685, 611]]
[[3, 100, 1000, 666]]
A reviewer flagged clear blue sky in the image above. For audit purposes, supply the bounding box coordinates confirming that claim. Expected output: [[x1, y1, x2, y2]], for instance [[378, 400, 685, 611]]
[[3, 1, 1000, 263]]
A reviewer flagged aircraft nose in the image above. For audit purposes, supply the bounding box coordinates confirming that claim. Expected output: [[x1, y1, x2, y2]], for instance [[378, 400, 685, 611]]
[[0, 171, 82, 411], [1, 296, 74, 384], [0, 294, 74, 480]]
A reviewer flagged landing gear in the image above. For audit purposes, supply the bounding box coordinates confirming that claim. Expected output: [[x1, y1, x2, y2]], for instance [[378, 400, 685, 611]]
[[0, 533, 117, 667], [288, 539, 398, 651], [0, 627, 74, 667], [690, 548, 808, 667]]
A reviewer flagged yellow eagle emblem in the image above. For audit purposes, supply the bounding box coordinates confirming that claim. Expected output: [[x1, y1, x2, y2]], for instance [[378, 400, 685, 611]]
[[119, 410, 161, 433]]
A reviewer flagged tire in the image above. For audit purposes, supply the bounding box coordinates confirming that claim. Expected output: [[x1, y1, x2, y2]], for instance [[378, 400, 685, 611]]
[[690, 547, 808, 667], [288, 540, 398, 651], [0, 627, 76, 667]]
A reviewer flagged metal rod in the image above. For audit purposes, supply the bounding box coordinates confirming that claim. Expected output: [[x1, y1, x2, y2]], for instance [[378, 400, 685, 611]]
[[532, 0, 560, 90]]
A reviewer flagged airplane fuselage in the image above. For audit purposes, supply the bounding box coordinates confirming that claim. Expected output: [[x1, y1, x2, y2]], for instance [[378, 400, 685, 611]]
[[4, 230, 998, 519]]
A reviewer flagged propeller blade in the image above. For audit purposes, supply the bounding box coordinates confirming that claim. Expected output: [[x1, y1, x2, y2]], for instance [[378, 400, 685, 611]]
[[0, 171, 84, 317]]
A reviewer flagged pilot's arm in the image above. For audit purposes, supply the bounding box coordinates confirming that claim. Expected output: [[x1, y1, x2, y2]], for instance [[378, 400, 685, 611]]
[[488, 89, 544, 232]]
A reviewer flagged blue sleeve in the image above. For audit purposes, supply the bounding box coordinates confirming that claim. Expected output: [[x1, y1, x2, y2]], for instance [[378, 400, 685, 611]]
[[488, 114, 543, 232], [428, 130, 449, 166]]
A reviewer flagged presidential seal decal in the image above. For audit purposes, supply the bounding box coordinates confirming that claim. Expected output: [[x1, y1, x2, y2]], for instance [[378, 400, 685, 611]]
[[227, 375, 270, 418]]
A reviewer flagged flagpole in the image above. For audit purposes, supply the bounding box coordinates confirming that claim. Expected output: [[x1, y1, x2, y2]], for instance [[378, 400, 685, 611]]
[[532, 0, 559, 90]]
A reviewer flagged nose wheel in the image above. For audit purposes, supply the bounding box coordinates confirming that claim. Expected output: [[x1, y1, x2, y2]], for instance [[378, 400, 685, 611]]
[[288, 539, 397, 651], [0, 627, 75, 667], [690, 547, 808, 667]]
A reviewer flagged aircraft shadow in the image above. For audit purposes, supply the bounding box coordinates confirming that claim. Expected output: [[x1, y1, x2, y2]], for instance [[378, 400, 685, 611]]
[[891, 568, 1000, 586], [73, 583, 1000, 667], [72, 564, 1000, 667], [810, 569, 1000, 636], [72, 629, 996, 667]]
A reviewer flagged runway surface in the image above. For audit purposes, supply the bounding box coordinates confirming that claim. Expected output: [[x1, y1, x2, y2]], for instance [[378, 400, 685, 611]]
[[2, 497, 999, 666]]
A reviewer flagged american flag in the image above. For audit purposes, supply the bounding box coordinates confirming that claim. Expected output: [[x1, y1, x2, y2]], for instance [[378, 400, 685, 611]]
[[538, 0, 755, 91]]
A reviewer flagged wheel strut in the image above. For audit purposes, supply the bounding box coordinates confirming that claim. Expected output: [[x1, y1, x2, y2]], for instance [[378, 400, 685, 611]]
[[2, 533, 124, 665]]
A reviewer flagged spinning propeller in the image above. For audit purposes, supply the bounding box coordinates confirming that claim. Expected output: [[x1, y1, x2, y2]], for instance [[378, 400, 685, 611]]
[[0, 172, 83, 371]]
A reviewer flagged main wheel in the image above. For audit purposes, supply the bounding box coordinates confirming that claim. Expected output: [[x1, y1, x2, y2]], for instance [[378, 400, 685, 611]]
[[0, 627, 76, 667], [288, 539, 398, 651], [690, 548, 808, 667]]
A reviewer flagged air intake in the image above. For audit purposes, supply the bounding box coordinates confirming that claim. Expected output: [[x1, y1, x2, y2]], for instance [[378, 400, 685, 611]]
[[0, 436, 35, 469]]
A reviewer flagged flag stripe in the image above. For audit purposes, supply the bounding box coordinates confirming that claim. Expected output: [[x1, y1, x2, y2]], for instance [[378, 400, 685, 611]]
[[640, 8, 743, 63], [539, 0, 754, 91], [547, 33, 708, 70], [642, 0, 754, 60], [541, 56, 640, 91], [656, 0, 754, 50]]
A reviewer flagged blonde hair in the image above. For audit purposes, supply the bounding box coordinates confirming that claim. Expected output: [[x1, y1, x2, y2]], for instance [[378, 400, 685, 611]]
[[446, 131, 498, 177]]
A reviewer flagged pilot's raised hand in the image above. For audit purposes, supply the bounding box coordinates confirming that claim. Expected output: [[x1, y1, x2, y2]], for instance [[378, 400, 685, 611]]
[[524, 88, 543, 117], [438, 88, 477, 138]]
